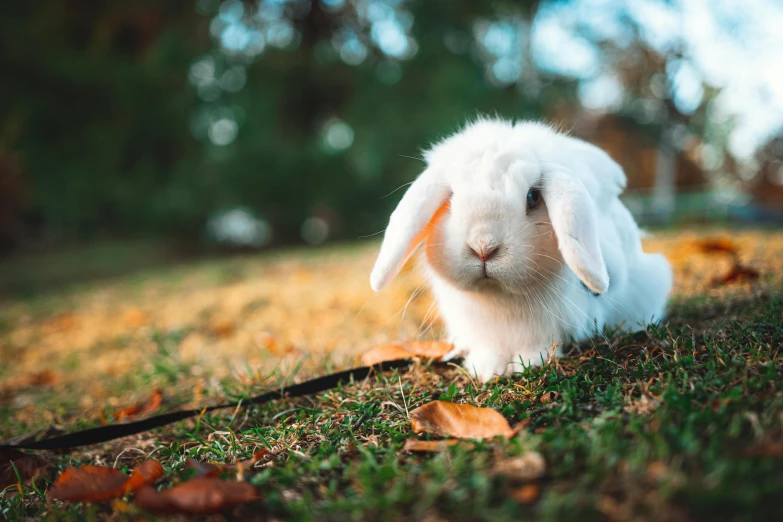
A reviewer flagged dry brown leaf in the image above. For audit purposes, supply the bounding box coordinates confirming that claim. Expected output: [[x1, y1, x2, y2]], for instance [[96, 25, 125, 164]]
[[361, 344, 411, 366], [1, 370, 60, 393], [0, 450, 51, 491], [361, 341, 453, 366], [123, 460, 165, 493], [510, 483, 539, 504], [646, 461, 668, 481], [710, 397, 731, 412], [259, 333, 295, 356], [211, 321, 235, 339], [43, 313, 78, 334], [134, 478, 259, 514], [49, 460, 163, 502], [741, 442, 783, 458], [712, 263, 760, 286], [493, 452, 546, 482], [114, 389, 163, 421], [402, 438, 469, 453], [258, 332, 279, 353], [409, 400, 515, 439], [184, 450, 268, 477], [49, 466, 131, 502], [183, 460, 220, 478], [692, 237, 739, 256], [28, 370, 60, 387]]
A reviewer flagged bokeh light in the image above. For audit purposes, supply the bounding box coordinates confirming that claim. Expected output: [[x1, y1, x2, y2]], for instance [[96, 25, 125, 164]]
[[321, 118, 354, 153], [209, 118, 239, 146]]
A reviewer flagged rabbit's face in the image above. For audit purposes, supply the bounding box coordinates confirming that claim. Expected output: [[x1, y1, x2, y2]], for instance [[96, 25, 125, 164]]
[[370, 119, 612, 297], [424, 160, 563, 296]]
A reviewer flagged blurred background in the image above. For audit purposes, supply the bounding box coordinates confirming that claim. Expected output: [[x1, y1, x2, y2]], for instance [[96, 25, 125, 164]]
[[2, 0, 782, 294]]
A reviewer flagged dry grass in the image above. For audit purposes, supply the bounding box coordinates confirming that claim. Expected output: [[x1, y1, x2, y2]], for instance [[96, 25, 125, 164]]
[[1, 229, 782, 429]]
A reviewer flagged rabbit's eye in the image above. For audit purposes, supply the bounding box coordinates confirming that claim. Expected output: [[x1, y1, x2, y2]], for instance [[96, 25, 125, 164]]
[[526, 188, 541, 211]]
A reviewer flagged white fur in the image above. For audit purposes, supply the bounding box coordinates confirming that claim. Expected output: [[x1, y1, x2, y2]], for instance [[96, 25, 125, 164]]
[[370, 118, 673, 381]]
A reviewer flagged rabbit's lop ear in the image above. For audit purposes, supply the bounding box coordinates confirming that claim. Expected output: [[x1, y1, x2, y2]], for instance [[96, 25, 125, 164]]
[[542, 168, 610, 294], [370, 168, 451, 292], [566, 137, 627, 207]]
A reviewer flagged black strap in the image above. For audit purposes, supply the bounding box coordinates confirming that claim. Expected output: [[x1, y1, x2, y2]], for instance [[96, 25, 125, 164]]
[[1, 358, 453, 452]]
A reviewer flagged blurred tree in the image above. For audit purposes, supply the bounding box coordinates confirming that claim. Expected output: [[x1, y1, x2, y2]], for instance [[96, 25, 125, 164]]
[[0, 144, 25, 254], [164, 0, 554, 245], [0, 1, 204, 248], [4, 0, 769, 254], [751, 131, 783, 213], [532, 2, 730, 221]]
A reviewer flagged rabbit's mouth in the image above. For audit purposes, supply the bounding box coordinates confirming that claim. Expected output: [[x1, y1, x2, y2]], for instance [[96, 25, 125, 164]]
[[471, 273, 502, 292]]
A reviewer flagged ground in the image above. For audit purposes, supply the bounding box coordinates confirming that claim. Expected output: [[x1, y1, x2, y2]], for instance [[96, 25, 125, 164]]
[[0, 228, 782, 521]]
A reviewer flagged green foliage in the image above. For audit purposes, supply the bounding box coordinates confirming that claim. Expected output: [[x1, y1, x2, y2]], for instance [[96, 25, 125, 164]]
[[0, 2, 204, 240], [2, 288, 783, 520], [1, 0, 736, 249], [0, 1, 567, 248]]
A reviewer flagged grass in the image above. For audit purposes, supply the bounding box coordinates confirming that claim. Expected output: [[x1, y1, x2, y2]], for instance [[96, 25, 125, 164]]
[[1, 229, 782, 521], [0, 239, 183, 298]]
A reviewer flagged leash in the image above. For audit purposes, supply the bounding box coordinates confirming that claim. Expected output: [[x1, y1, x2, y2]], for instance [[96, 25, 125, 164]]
[[1, 358, 457, 452]]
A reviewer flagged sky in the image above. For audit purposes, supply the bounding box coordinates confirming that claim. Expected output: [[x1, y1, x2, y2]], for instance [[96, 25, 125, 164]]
[[531, 0, 783, 159]]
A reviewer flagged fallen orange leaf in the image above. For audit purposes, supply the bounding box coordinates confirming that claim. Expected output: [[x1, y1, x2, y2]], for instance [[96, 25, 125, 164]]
[[258, 332, 279, 353], [402, 438, 468, 453], [43, 313, 78, 334], [710, 397, 731, 412], [49, 466, 130, 502], [29, 370, 60, 386], [646, 461, 668, 481], [1, 370, 60, 393], [712, 263, 760, 286], [361, 344, 412, 365], [134, 478, 259, 514], [361, 341, 453, 366], [49, 460, 164, 502], [691, 237, 738, 256], [114, 389, 163, 421], [211, 321, 235, 339], [741, 442, 783, 458], [409, 401, 516, 440], [259, 333, 295, 356], [184, 450, 268, 478], [510, 483, 539, 504], [183, 459, 220, 478], [124, 460, 165, 493]]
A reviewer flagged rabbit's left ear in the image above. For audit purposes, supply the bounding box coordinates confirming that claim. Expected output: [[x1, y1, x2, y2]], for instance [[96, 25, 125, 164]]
[[370, 168, 451, 292], [565, 137, 627, 207], [542, 168, 610, 294]]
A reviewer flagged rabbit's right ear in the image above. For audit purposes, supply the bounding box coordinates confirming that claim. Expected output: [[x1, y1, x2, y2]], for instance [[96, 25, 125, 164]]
[[370, 168, 451, 292], [542, 167, 610, 295]]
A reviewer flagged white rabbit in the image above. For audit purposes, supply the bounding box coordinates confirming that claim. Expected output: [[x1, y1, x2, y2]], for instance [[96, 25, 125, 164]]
[[370, 118, 672, 382]]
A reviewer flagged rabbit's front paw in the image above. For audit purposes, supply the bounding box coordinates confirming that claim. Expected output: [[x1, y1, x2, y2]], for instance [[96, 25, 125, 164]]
[[462, 351, 505, 382]]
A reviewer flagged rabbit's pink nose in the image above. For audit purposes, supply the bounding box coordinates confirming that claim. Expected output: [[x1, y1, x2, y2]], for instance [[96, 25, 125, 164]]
[[467, 242, 500, 263]]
